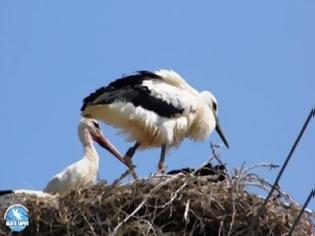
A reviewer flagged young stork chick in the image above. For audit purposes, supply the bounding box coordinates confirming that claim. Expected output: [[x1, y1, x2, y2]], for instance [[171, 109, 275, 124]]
[[44, 117, 126, 194], [81, 70, 229, 173]]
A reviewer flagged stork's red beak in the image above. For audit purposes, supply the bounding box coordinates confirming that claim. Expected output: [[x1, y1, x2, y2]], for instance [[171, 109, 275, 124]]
[[92, 132, 127, 166]]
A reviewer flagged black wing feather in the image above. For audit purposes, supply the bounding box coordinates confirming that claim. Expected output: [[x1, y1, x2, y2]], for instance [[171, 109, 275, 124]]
[[81, 71, 184, 118]]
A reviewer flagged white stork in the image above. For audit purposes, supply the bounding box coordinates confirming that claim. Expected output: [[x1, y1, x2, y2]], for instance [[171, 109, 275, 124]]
[[43, 117, 127, 194], [81, 70, 229, 173]]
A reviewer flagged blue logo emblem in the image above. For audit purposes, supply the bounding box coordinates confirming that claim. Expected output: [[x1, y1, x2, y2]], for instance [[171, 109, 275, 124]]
[[4, 204, 29, 232]]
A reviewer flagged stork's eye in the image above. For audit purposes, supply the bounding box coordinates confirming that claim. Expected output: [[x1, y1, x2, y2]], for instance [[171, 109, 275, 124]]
[[92, 121, 100, 129]]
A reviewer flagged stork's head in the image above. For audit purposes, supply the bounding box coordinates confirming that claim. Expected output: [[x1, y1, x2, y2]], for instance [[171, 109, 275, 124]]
[[79, 117, 104, 144], [200, 91, 229, 148], [78, 117, 126, 164]]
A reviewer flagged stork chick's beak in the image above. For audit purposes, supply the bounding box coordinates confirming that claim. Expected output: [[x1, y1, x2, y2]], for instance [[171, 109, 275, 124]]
[[92, 132, 128, 166], [215, 116, 229, 149]]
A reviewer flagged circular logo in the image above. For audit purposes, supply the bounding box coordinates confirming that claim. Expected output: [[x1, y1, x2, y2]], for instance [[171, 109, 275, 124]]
[[3, 204, 29, 232]]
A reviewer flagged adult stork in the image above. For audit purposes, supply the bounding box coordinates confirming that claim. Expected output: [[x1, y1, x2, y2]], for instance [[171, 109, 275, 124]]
[[81, 70, 229, 173], [43, 117, 127, 193]]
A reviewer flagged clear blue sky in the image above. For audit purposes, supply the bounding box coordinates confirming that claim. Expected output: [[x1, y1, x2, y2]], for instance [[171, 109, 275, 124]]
[[1, 1, 314, 210]]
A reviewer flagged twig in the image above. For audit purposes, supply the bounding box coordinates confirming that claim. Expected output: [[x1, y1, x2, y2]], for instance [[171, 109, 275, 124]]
[[210, 142, 225, 166], [218, 217, 224, 236], [111, 164, 138, 186], [227, 194, 236, 236], [243, 163, 279, 172], [112, 170, 131, 186], [184, 199, 190, 223]]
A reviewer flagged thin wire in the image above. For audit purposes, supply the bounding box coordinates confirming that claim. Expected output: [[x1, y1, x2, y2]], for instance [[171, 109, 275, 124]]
[[263, 108, 315, 207], [287, 189, 315, 236]]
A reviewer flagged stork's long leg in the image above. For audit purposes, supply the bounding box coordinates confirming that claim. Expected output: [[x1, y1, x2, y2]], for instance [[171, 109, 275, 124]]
[[124, 142, 140, 179], [125, 142, 141, 159], [158, 144, 167, 173]]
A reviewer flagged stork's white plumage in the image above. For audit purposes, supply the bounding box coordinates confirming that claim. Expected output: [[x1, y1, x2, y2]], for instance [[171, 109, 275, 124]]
[[0, 190, 51, 198], [43, 117, 126, 194], [81, 70, 229, 173], [0, 190, 53, 206]]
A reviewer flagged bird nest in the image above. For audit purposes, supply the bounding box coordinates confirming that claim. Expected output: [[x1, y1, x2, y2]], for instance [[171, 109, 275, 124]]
[[0, 162, 314, 236]]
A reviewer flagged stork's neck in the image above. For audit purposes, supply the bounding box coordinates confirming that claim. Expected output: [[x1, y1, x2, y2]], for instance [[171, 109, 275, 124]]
[[79, 129, 99, 165], [84, 145, 99, 165], [188, 105, 215, 141]]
